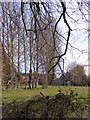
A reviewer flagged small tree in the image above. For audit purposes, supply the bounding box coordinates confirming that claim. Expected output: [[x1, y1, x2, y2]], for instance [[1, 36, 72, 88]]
[[66, 64, 87, 86]]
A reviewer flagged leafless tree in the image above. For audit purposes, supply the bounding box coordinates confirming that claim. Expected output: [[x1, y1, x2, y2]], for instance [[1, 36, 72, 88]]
[[0, 1, 89, 88]]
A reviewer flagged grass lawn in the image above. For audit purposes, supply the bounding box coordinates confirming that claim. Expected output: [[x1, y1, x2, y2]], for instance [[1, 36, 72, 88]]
[[2, 86, 89, 103]]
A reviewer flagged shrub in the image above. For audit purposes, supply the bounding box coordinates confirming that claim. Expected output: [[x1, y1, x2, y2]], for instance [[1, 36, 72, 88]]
[[2, 90, 88, 119]]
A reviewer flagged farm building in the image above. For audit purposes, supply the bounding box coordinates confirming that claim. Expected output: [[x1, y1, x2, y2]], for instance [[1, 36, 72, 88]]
[[21, 73, 46, 85], [21, 73, 54, 86]]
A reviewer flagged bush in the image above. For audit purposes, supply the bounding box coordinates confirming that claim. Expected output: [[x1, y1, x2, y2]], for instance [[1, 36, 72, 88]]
[[2, 90, 88, 119]]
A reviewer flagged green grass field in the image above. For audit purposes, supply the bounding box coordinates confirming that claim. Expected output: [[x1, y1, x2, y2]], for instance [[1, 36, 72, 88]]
[[2, 86, 89, 103]]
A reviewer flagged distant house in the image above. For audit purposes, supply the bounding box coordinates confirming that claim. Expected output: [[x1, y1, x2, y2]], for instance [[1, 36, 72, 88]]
[[21, 73, 47, 85], [38, 74, 46, 85], [21, 73, 45, 85], [21, 73, 29, 84]]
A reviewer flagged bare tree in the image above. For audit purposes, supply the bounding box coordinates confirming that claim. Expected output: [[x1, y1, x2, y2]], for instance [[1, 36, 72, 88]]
[[1, 1, 88, 89], [15, 9, 21, 88], [23, 29, 27, 89], [28, 18, 33, 89], [2, 3, 5, 53], [20, 1, 71, 72], [6, 3, 10, 56]]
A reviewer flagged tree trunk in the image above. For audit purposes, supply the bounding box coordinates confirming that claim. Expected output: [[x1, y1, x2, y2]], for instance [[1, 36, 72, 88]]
[[0, 24, 2, 90], [29, 19, 33, 89], [35, 17, 38, 88], [10, 18, 16, 89], [32, 49, 35, 88], [6, 3, 10, 56], [23, 30, 27, 89], [17, 10, 20, 88]]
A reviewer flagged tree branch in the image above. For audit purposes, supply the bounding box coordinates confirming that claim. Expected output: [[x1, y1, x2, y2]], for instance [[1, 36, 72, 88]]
[[21, 2, 27, 35], [48, 1, 72, 73]]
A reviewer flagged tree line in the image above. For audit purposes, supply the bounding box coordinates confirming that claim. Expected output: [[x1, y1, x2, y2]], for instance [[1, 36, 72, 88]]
[[0, 1, 89, 89]]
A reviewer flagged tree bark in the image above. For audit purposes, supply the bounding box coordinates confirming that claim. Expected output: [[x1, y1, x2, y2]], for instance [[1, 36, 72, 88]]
[[17, 10, 20, 88], [29, 19, 33, 89], [35, 15, 38, 88], [23, 30, 27, 89]]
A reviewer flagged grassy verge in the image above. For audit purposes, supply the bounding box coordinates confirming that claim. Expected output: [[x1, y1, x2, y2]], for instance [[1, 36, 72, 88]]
[[2, 86, 89, 103]]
